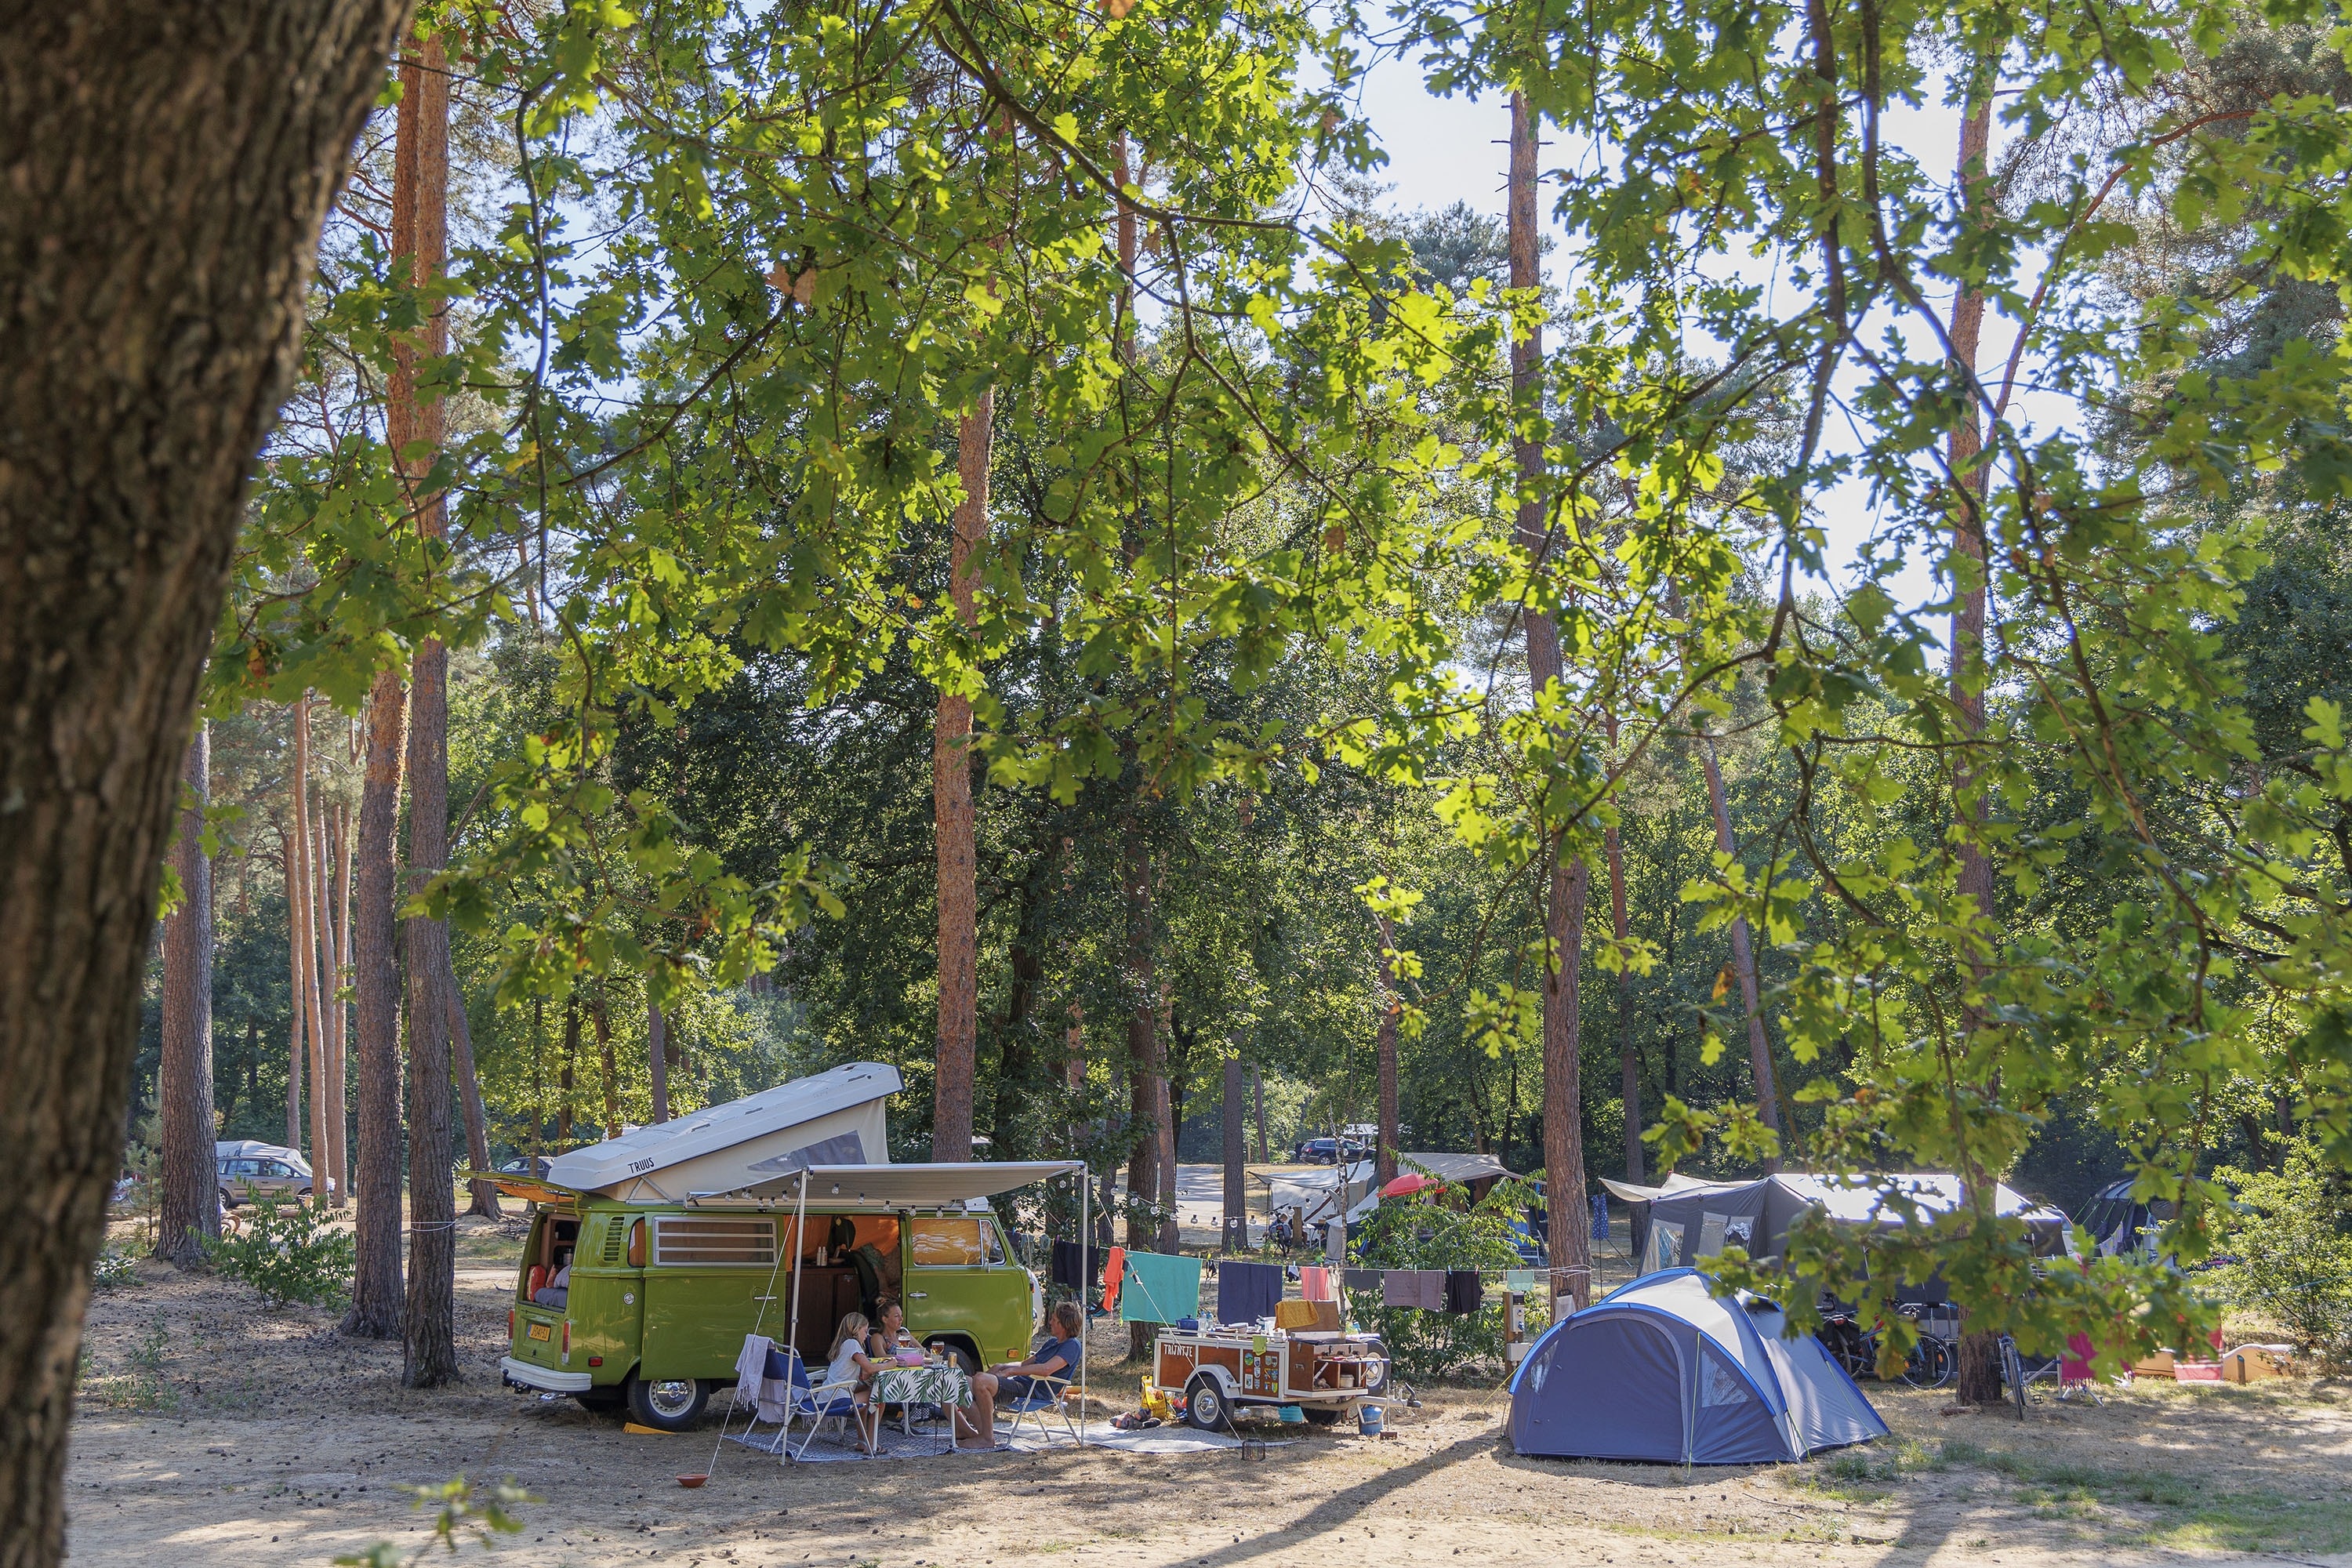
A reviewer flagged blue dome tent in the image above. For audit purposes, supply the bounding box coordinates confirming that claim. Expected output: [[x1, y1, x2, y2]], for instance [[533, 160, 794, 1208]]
[[1508, 1269, 1889, 1465]]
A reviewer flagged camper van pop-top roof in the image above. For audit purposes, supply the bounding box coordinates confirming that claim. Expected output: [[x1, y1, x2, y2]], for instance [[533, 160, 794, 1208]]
[[544, 1061, 903, 1203]]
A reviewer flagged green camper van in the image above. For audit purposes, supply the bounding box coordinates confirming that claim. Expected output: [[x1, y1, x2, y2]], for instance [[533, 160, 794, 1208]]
[[495, 1063, 1076, 1431]]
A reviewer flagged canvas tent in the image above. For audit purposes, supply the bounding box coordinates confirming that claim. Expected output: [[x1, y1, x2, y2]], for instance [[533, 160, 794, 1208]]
[[1625, 1172, 2071, 1283], [544, 1061, 902, 1203], [1258, 1152, 1515, 1228], [1508, 1269, 1888, 1465]]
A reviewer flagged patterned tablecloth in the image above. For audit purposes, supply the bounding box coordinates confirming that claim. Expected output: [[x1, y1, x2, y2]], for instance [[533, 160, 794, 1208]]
[[869, 1363, 972, 1409]]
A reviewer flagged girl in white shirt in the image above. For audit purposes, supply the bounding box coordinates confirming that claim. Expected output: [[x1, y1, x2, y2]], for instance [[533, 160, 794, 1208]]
[[824, 1312, 880, 1454]]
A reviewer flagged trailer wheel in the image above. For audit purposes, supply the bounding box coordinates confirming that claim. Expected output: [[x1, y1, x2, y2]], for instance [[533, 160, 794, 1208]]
[[626, 1375, 710, 1432], [1182, 1373, 1228, 1432], [1301, 1406, 1345, 1425]]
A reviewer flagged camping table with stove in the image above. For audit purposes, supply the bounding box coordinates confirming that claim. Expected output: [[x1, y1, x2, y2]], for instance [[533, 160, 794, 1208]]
[[1152, 1327, 1384, 1429]]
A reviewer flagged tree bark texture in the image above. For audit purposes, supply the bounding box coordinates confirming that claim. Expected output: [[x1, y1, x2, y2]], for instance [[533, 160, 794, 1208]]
[[1511, 92, 1595, 1314], [345, 665, 407, 1339], [442, 953, 499, 1219], [158, 728, 218, 1267], [1699, 729, 1783, 1167], [385, 25, 457, 1390], [646, 999, 670, 1125], [0, 2, 409, 1557], [325, 802, 351, 1206], [931, 389, 992, 1164]]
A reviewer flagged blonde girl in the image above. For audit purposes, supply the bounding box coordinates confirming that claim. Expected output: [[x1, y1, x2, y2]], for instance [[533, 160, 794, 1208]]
[[824, 1311, 881, 1453]]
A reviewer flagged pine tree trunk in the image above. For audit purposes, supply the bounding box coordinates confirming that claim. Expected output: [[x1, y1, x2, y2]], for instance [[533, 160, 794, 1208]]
[[646, 999, 670, 1124], [1948, 80, 2005, 1410], [1607, 818, 1642, 1183], [285, 820, 307, 1153], [295, 699, 334, 1204], [1697, 730, 1783, 1166], [1221, 1055, 1247, 1252], [1374, 917, 1401, 1189], [0, 3, 408, 1555], [931, 390, 992, 1165], [1511, 93, 1594, 1314], [442, 956, 499, 1218], [344, 665, 407, 1340], [592, 988, 619, 1140], [325, 803, 351, 1206], [560, 998, 579, 1146], [158, 727, 218, 1267], [1254, 1066, 1268, 1164]]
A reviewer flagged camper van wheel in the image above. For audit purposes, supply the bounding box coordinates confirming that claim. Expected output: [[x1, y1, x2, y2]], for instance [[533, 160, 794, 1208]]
[[1301, 1406, 1345, 1426], [1182, 1374, 1228, 1432], [626, 1376, 710, 1432]]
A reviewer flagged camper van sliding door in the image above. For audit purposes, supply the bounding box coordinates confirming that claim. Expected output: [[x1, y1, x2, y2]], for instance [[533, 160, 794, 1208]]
[[641, 1214, 781, 1381]]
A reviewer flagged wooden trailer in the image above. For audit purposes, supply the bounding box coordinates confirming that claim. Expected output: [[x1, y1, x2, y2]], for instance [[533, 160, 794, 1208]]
[[1152, 1327, 1386, 1430]]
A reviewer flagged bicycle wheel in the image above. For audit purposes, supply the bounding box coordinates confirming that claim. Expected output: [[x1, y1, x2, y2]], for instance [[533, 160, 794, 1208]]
[[1915, 1334, 1955, 1388]]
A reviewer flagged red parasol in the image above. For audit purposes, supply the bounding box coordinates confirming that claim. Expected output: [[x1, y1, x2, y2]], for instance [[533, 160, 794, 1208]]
[[1381, 1173, 1444, 1198]]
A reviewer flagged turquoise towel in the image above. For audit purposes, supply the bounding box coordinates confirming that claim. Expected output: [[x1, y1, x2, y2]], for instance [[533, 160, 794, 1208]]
[[1120, 1250, 1203, 1325]]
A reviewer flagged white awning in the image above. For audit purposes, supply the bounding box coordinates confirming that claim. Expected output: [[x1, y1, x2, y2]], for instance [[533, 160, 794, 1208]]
[[693, 1160, 1088, 1207], [1596, 1172, 1748, 1204]]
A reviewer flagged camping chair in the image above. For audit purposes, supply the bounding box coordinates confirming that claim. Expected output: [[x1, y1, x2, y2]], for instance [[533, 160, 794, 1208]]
[[997, 1374, 1079, 1446], [775, 1351, 873, 1460]]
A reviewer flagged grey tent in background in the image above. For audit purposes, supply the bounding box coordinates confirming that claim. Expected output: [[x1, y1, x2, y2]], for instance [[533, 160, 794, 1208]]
[[1608, 1172, 2073, 1286], [1508, 1269, 1888, 1465]]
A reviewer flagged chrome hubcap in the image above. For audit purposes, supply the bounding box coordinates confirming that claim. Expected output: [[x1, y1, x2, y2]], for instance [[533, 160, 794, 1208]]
[[647, 1380, 698, 1418]]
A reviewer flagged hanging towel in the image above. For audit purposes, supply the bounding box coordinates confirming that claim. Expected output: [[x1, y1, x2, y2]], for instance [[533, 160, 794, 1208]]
[[1381, 1270, 1420, 1308], [1120, 1251, 1202, 1325], [1417, 1269, 1448, 1309], [733, 1334, 793, 1424], [1102, 1246, 1127, 1314], [1050, 1239, 1090, 1290], [1443, 1269, 1483, 1315], [1502, 1268, 1541, 1293], [1299, 1265, 1335, 1302], [1591, 1193, 1610, 1241], [1216, 1259, 1283, 1324], [1276, 1298, 1341, 1332], [1342, 1268, 1381, 1293]]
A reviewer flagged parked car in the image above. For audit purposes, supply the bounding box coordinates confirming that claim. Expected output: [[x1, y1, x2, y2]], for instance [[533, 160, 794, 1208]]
[[1293, 1138, 1341, 1164], [214, 1139, 330, 1207], [498, 1156, 555, 1179]]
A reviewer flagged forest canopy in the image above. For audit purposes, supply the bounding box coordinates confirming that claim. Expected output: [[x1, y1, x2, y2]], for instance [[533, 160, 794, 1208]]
[[139, 0, 2352, 1380]]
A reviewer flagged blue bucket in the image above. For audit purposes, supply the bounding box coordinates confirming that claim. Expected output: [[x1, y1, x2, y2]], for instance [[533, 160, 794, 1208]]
[[1358, 1403, 1385, 1436]]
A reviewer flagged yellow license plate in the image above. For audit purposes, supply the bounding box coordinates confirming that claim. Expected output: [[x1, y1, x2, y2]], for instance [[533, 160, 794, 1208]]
[[527, 1322, 551, 1342]]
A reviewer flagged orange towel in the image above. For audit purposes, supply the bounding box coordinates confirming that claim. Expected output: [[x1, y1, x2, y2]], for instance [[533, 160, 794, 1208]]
[[1102, 1247, 1127, 1315], [1276, 1299, 1340, 1332]]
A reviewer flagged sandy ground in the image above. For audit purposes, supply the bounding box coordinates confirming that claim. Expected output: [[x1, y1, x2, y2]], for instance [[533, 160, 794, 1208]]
[[68, 1213, 2352, 1568]]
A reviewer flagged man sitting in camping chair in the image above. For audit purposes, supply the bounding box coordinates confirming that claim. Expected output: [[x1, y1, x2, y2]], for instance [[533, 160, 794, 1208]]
[[960, 1301, 1084, 1446]]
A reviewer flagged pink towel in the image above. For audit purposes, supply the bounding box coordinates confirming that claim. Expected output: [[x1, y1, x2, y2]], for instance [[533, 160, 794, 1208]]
[[1300, 1266, 1334, 1302]]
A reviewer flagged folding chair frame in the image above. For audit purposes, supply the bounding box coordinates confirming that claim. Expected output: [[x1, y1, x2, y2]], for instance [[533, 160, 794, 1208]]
[[998, 1375, 1079, 1446]]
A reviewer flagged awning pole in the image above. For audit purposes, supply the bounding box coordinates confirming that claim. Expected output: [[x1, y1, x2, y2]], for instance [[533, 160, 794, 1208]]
[[786, 1171, 809, 1378]]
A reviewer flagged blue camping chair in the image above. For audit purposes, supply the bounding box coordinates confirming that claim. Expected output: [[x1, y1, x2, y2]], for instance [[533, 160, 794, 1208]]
[[762, 1346, 873, 1459]]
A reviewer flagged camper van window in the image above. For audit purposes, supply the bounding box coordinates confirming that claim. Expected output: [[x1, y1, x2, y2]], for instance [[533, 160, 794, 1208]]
[[652, 1215, 778, 1267], [909, 1216, 999, 1267]]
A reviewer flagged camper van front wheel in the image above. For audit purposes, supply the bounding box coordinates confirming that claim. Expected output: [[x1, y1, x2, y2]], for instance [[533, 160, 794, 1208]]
[[626, 1376, 710, 1432]]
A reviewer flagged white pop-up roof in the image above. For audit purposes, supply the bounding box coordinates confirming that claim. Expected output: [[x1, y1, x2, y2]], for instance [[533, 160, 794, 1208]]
[[546, 1061, 903, 1203]]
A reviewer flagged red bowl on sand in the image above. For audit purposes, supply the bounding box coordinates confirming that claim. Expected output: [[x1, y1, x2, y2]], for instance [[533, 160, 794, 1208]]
[[677, 1474, 708, 1489]]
